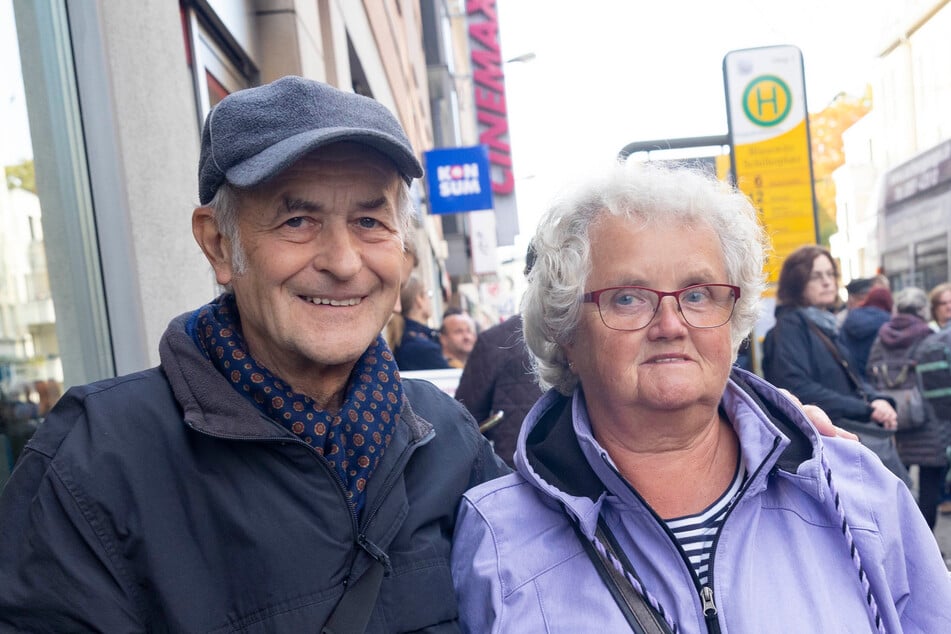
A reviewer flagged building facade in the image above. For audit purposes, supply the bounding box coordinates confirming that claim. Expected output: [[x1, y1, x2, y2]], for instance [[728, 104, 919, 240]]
[[833, 0, 951, 290], [0, 1, 454, 413]]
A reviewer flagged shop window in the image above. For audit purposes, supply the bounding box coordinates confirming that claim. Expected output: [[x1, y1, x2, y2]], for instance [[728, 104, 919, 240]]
[[915, 234, 949, 292], [2, 0, 111, 476], [883, 246, 913, 290], [181, 3, 255, 124]]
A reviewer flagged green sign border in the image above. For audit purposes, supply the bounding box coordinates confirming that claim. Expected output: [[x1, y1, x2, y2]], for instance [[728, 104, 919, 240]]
[[742, 75, 792, 127]]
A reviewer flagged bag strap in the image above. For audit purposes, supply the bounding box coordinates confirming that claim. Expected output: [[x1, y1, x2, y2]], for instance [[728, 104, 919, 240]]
[[870, 338, 922, 389], [321, 557, 386, 634], [568, 514, 673, 634], [806, 320, 868, 400]]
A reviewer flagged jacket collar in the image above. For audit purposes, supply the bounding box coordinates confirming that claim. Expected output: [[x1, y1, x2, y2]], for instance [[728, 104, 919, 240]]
[[160, 312, 434, 445], [517, 368, 824, 535]]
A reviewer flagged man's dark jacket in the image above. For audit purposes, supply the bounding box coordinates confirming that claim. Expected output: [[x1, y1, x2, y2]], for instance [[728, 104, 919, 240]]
[[0, 313, 507, 632], [454, 315, 542, 467]]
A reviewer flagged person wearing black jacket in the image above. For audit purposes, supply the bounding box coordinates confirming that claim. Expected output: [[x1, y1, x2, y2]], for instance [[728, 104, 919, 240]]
[[762, 245, 904, 481], [0, 77, 507, 632], [455, 245, 543, 466], [763, 246, 897, 424], [455, 314, 543, 466]]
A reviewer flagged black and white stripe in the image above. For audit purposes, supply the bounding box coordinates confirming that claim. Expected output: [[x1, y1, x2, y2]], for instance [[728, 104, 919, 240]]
[[665, 462, 745, 586]]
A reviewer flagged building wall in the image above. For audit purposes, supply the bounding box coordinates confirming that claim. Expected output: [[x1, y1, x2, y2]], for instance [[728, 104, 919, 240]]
[[102, 0, 434, 366], [4, 0, 436, 393], [94, 1, 213, 369], [833, 0, 951, 289]]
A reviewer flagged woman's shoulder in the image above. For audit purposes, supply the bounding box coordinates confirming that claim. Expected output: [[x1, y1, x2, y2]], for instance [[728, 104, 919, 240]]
[[773, 305, 807, 324], [461, 471, 575, 538], [463, 471, 538, 508], [765, 306, 810, 345], [820, 436, 908, 527], [457, 472, 591, 590]]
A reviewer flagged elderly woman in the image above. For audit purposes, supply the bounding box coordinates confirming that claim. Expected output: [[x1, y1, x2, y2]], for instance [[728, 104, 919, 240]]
[[450, 163, 950, 632]]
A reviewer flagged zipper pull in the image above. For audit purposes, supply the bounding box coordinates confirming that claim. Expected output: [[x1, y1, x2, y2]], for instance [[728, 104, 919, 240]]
[[357, 534, 392, 574], [701, 585, 718, 618]]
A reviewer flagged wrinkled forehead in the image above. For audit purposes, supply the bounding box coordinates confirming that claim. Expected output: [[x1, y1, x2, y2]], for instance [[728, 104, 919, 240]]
[[283, 141, 402, 182]]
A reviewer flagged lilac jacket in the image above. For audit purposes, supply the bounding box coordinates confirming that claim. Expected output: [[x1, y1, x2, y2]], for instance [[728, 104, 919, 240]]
[[451, 369, 951, 633]]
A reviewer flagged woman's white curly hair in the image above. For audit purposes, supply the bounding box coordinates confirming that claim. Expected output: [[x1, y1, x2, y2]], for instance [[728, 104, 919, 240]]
[[522, 160, 769, 395]]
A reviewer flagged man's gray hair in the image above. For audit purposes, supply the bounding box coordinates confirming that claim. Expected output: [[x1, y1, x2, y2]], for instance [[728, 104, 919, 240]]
[[521, 161, 769, 395], [207, 177, 415, 276]]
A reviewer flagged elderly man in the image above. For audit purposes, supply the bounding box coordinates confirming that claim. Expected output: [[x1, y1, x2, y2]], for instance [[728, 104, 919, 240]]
[[0, 77, 506, 632]]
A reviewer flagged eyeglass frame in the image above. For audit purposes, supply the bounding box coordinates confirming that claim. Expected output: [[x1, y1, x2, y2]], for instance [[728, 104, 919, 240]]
[[582, 283, 742, 332]]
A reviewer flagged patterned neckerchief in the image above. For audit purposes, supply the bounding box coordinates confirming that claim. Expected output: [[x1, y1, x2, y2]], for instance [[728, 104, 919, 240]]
[[189, 293, 402, 516]]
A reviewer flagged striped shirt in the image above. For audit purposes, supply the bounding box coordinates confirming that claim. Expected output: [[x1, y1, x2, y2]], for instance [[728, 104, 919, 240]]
[[665, 461, 746, 587]]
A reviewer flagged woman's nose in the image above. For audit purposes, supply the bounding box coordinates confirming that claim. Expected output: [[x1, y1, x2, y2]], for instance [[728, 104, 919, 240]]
[[650, 296, 688, 333]]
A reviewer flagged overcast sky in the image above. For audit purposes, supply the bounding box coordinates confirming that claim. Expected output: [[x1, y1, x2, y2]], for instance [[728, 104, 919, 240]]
[[495, 0, 898, 243]]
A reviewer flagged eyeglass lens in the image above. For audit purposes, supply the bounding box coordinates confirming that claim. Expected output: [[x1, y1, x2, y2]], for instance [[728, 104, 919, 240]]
[[597, 285, 737, 331]]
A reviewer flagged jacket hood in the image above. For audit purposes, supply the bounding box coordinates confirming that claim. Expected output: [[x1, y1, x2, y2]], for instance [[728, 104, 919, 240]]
[[877, 313, 933, 349], [513, 368, 825, 537]]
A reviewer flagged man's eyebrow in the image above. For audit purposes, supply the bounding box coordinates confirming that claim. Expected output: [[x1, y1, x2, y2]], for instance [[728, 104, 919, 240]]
[[283, 197, 322, 213], [358, 196, 388, 210]]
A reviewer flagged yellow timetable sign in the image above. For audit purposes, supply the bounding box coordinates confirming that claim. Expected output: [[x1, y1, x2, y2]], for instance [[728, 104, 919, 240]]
[[734, 121, 816, 282], [724, 45, 818, 286]]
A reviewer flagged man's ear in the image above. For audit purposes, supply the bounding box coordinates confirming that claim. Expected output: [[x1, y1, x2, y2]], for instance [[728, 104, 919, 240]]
[[192, 206, 235, 286]]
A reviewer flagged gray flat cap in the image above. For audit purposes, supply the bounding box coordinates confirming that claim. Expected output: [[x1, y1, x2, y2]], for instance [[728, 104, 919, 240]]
[[198, 76, 423, 204]]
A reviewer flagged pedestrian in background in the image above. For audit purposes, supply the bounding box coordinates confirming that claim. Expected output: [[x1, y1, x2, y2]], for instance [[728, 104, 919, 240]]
[[455, 244, 543, 466], [0, 76, 506, 632], [395, 274, 450, 370], [867, 287, 951, 529], [836, 276, 874, 326], [761, 245, 908, 483], [439, 308, 477, 369], [927, 280, 951, 517], [382, 239, 419, 352], [929, 281, 951, 331], [840, 285, 894, 380]]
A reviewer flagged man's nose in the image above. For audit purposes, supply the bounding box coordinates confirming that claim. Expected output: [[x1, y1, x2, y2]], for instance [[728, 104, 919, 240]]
[[314, 225, 362, 278]]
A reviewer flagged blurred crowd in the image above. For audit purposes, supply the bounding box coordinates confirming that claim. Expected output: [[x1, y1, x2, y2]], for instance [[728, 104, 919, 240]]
[[0, 379, 62, 476], [763, 246, 951, 532]]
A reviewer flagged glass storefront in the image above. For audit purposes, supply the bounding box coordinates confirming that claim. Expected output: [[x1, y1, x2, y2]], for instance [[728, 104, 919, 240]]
[[1, 0, 113, 482], [0, 1, 257, 485]]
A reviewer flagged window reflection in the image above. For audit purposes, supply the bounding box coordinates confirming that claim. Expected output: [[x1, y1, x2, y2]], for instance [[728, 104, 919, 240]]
[[0, 0, 65, 479]]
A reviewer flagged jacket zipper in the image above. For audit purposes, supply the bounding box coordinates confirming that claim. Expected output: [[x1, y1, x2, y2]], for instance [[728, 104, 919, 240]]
[[601, 435, 782, 633], [356, 426, 437, 573], [700, 436, 782, 633], [186, 418, 435, 584]]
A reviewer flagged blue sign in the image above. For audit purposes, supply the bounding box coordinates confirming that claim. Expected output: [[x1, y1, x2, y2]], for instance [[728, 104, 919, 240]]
[[424, 145, 494, 214]]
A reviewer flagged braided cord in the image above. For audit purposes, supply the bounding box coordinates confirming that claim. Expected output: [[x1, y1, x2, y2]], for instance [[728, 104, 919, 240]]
[[823, 461, 887, 633], [591, 536, 681, 634]]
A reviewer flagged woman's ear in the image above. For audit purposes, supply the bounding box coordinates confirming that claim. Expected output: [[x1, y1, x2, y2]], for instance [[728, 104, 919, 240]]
[[192, 206, 235, 286]]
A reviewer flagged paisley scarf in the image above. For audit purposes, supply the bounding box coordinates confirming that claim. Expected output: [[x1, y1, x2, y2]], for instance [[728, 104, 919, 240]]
[[189, 294, 402, 516]]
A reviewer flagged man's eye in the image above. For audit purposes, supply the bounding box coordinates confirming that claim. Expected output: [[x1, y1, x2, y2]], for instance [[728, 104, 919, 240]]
[[358, 217, 382, 229], [284, 217, 306, 228]]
